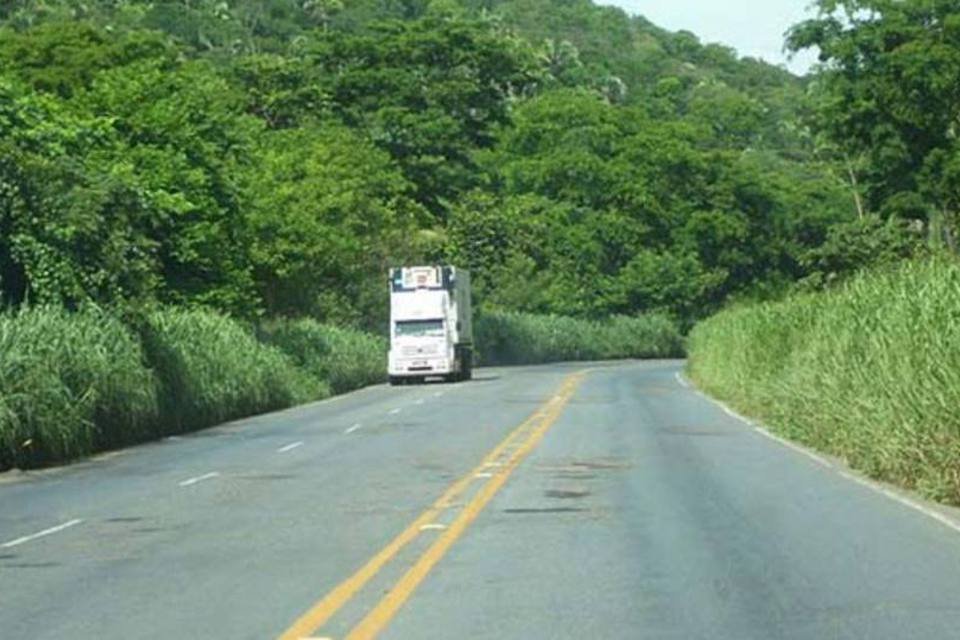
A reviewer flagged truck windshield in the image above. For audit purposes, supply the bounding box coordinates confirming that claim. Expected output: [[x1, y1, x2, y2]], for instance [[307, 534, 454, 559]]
[[395, 319, 444, 337]]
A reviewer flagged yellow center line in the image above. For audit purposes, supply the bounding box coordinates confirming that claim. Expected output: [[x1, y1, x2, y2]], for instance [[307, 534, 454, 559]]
[[344, 372, 585, 640], [276, 372, 585, 640]]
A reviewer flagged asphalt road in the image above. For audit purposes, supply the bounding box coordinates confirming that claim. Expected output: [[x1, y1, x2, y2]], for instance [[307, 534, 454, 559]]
[[3, 361, 960, 639]]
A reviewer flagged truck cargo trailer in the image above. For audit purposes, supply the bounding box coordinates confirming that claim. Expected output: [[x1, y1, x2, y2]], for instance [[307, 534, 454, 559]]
[[388, 266, 473, 384]]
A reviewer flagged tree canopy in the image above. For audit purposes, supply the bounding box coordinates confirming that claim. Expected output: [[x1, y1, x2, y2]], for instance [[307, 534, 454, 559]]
[[3, 0, 917, 330]]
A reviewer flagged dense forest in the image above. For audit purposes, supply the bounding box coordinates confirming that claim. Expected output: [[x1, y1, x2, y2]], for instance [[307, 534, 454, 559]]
[[1, 0, 897, 331]]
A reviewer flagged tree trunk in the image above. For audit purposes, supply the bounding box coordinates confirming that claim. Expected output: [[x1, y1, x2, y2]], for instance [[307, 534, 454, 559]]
[[845, 157, 865, 220]]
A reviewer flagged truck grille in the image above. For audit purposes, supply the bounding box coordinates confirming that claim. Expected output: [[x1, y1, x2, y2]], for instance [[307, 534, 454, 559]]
[[401, 345, 440, 357]]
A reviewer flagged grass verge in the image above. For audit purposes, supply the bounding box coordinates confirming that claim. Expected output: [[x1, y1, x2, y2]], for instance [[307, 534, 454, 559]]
[[138, 308, 327, 435], [475, 310, 684, 365], [687, 257, 960, 505], [0, 306, 159, 469], [258, 318, 386, 394]]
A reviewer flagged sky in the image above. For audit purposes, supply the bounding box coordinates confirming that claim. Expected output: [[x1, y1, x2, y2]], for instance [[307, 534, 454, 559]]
[[597, 0, 820, 74]]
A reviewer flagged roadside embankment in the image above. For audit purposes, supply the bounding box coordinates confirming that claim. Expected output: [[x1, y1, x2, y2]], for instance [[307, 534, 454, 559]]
[[475, 310, 684, 365], [687, 258, 960, 505], [0, 308, 331, 470], [0, 306, 682, 470]]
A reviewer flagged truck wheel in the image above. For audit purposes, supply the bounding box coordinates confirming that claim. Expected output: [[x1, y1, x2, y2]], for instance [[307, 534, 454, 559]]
[[461, 348, 473, 381], [389, 376, 403, 386]]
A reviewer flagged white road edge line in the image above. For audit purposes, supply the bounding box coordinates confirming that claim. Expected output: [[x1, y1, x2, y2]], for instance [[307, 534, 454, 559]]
[[2, 519, 84, 549], [752, 427, 831, 468], [834, 469, 960, 535], [693, 381, 960, 537], [277, 441, 304, 453], [675, 371, 690, 388], [345, 423, 362, 435], [178, 472, 220, 487]]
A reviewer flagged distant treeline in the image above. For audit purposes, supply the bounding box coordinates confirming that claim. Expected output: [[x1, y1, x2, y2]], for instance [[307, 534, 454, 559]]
[[0, 0, 885, 332]]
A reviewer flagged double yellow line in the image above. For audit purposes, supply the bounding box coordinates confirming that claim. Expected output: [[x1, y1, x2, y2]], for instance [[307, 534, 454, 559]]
[[277, 371, 586, 640]]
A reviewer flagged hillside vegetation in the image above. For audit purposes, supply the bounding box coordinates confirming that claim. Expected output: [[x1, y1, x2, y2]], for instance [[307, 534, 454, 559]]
[[0, 0, 861, 329]]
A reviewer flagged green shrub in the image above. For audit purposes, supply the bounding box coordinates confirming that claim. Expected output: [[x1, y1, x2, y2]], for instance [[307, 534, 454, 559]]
[[139, 308, 326, 434], [475, 310, 683, 365], [688, 257, 960, 505], [258, 318, 387, 394], [0, 306, 159, 470]]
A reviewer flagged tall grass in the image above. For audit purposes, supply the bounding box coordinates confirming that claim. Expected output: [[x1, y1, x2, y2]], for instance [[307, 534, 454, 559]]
[[0, 304, 681, 471], [688, 257, 960, 505], [0, 307, 159, 469], [475, 310, 683, 365], [139, 309, 326, 434], [258, 318, 387, 394]]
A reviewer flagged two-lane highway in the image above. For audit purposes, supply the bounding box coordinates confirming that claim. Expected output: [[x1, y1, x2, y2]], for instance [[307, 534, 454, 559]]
[[3, 361, 960, 639]]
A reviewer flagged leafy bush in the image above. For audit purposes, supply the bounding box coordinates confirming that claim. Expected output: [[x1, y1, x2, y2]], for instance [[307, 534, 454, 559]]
[[475, 310, 683, 365], [688, 257, 960, 505], [258, 318, 387, 394], [798, 216, 921, 290], [138, 308, 327, 434], [0, 306, 159, 470]]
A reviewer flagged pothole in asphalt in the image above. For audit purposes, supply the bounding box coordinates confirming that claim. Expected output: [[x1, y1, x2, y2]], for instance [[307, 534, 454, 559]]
[[544, 488, 591, 500]]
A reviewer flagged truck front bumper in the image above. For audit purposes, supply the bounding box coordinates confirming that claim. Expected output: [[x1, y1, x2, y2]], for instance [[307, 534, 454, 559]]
[[388, 357, 452, 376]]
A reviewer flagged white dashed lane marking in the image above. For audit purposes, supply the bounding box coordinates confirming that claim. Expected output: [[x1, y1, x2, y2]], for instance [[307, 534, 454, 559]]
[[2, 519, 84, 549], [277, 441, 304, 453], [178, 472, 220, 487]]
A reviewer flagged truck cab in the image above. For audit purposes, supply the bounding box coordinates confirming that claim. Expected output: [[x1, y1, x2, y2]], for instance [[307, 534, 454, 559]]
[[388, 266, 473, 384]]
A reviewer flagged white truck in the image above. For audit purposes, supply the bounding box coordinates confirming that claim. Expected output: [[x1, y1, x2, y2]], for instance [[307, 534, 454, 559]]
[[388, 265, 473, 384]]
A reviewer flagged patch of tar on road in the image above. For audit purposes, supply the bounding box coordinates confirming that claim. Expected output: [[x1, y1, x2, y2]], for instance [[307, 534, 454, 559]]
[[234, 473, 298, 482], [535, 458, 631, 473], [104, 516, 144, 523], [544, 488, 592, 500], [2, 561, 62, 569], [552, 471, 598, 480], [504, 507, 589, 515]]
